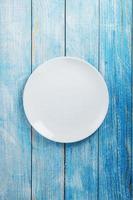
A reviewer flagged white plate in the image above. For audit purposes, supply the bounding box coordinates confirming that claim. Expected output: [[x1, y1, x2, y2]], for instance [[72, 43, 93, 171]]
[[23, 57, 109, 143]]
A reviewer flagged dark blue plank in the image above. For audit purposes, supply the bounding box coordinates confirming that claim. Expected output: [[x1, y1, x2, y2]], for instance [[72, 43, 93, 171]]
[[99, 0, 132, 199]]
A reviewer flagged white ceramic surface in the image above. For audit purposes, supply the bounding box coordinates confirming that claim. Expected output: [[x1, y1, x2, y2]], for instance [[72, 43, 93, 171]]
[[23, 57, 109, 143]]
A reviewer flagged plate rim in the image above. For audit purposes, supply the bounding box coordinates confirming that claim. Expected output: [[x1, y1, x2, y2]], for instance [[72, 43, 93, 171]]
[[23, 56, 109, 143]]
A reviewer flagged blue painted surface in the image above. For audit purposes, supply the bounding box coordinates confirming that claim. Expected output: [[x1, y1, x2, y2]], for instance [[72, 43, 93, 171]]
[[0, 0, 132, 200], [32, 0, 64, 199], [0, 0, 31, 199], [99, 0, 132, 199], [65, 0, 99, 199]]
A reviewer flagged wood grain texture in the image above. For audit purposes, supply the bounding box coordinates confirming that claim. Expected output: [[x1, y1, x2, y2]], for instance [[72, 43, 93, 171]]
[[99, 0, 132, 199], [0, 0, 31, 199], [0, 0, 132, 199], [32, 0, 64, 199], [65, 0, 99, 199]]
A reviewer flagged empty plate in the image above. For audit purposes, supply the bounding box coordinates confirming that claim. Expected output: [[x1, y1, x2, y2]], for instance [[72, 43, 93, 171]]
[[23, 57, 109, 143]]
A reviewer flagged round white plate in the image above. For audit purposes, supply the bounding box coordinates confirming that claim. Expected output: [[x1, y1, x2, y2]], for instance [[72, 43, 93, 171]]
[[23, 57, 109, 143]]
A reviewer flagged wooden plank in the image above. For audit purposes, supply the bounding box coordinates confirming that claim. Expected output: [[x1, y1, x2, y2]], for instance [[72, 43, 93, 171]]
[[0, 0, 31, 199], [99, 0, 132, 199], [65, 0, 99, 199], [32, 0, 64, 199]]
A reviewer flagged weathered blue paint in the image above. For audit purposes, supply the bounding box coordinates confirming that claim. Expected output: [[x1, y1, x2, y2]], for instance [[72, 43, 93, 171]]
[[0, 0, 132, 199], [99, 0, 132, 199], [32, 0, 64, 199], [65, 0, 99, 199], [0, 0, 31, 199]]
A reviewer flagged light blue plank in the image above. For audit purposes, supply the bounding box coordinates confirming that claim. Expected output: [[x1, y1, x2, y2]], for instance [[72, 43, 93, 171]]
[[99, 0, 132, 199], [32, 0, 64, 199], [65, 0, 99, 199], [0, 0, 31, 199]]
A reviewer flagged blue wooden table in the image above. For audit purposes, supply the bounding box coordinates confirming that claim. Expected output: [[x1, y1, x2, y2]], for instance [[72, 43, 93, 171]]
[[0, 0, 132, 199]]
